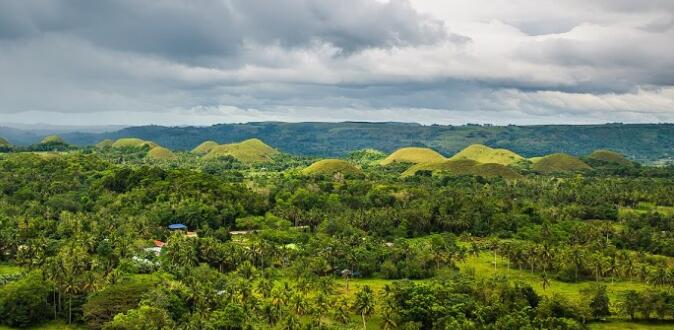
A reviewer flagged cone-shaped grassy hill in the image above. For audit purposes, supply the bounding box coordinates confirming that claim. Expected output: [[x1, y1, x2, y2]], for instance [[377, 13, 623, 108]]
[[402, 159, 522, 179], [302, 159, 364, 177], [41, 135, 65, 144], [192, 141, 220, 154], [380, 147, 446, 166], [111, 138, 158, 149], [532, 153, 591, 173], [95, 139, 114, 148], [449, 144, 524, 165], [0, 137, 10, 147], [587, 149, 633, 166], [204, 138, 279, 163], [146, 146, 176, 160]]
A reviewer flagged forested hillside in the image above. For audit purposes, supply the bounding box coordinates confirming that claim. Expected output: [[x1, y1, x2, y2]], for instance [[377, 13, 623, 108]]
[[2, 122, 673, 162]]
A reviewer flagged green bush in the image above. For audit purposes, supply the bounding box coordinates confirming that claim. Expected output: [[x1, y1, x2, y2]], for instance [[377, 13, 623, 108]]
[[0, 272, 52, 327], [83, 278, 157, 329]]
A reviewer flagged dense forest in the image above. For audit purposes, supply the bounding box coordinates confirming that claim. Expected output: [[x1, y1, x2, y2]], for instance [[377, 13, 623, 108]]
[[1, 135, 674, 329], [2, 122, 674, 163]]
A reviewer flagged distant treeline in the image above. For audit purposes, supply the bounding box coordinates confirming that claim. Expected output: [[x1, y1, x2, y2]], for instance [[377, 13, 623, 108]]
[[2, 122, 673, 162]]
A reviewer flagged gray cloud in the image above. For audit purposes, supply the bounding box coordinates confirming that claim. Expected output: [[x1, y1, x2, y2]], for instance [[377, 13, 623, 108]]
[[0, 0, 672, 125], [0, 0, 447, 62]]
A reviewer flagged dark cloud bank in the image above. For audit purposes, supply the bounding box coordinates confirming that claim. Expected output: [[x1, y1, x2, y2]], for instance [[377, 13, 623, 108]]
[[0, 0, 672, 125]]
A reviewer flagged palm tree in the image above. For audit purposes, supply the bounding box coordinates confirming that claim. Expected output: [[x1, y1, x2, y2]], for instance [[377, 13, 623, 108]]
[[257, 278, 274, 298], [650, 267, 669, 286], [333, 298, 351, 325], [541, 272, 551, 291], [381, 306, 397, 330], [568, 246, 584, 282], [353, 285, 375, 329], [283, 314, 301, 330]]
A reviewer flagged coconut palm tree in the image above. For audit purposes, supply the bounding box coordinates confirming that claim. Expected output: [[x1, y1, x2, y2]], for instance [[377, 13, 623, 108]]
[[333, 298, 351, 325], [353, 285, 375, 329]]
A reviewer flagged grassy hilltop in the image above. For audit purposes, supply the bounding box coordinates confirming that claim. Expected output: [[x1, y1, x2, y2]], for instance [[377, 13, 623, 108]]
[[379, 147, 446, 166], [532, 153, 592, 173], [204, 138, 279, 163], [301, 159, 364, 177], [449, 144, 524, 165]]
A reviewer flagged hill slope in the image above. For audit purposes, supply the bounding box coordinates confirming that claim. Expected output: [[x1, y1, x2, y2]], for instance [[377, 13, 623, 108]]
[[146, 146, 176, 160], [41, 135, 65, 144], [449, 144, 524, 165], [192, 141, 219, 154], [402, 159, 522, 179], [532, 153, 592, 173], [204, 138, 279, 163], [95, 139, 114, 148], [587, 149, 633, 166], [380, 147, 446, 166], [0, 137, 9, 147], [302, 159, 363, 177], [111, 138, 158, 149]]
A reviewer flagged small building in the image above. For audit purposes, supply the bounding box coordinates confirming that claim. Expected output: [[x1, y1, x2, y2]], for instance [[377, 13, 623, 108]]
[[168, 224, 187, 230]]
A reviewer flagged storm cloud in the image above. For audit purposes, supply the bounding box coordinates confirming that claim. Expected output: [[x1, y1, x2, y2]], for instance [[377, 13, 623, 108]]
[[0, 0, 672, 125]]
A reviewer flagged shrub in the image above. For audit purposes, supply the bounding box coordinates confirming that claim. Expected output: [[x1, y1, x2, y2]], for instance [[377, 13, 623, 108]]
[[0, 272, 52, 327]]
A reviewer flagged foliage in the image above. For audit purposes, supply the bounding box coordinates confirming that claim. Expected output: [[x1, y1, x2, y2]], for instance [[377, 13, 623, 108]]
[[0, 272, 52, 327]]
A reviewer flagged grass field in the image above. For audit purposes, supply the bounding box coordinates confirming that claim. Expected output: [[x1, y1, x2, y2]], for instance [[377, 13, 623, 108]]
[[457, 252, 650, 308], [0, 263, 23, 275], [621, 203, 674, 216]]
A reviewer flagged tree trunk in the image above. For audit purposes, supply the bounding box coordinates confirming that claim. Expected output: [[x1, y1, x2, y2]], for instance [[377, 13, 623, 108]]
[[68, 295, 72, 324], [361, 312, 367, 330]]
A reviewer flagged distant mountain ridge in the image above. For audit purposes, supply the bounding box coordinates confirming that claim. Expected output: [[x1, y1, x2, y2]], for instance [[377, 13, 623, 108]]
[[1, 122, 673, 162]]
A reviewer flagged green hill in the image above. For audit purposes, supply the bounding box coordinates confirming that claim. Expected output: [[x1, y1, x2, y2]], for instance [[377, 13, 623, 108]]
[[532, 153, 591, 173], [111, 138, 158, 149], [95, 139, 114, 148], [301, 159, 363, 177], [347, 148, 387, 165], [41, 135, 65, 144], [450, 144, 524, 165], [146, 146, 176, 160], [402, 159, 522, 179], [587, 149, 633, 166], [204, 138, 279, 163], [191, 141, 219, 154], [380, 147, 446, 166], [0, 137, 10, 147]]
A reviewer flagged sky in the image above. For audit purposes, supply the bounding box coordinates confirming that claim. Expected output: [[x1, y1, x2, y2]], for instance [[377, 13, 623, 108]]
[[0, 0, 673, 126]]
